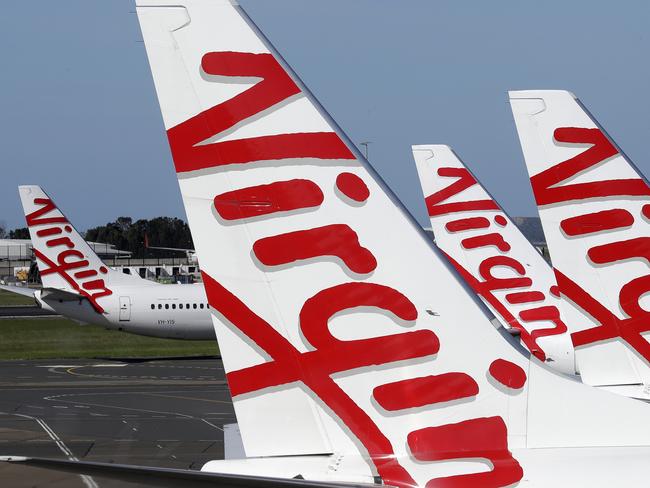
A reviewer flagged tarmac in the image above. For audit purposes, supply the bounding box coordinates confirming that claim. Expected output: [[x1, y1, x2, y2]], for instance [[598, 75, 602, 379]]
[[0, 357, 236, 487]]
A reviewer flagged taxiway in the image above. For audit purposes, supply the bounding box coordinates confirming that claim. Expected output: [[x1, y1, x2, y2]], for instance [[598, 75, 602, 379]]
[[0, 357, 235, 487]]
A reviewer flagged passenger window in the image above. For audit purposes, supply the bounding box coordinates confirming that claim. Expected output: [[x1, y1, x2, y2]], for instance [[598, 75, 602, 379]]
[[165, 304, 169, 310], [150, 304, 155, 310], [179, 304, 183, 309], [193, 304, 197, 309], [186, 303, 190, 309], [173, 304, 177, 309], [158, 304, 162, 310], [200, 303, 204, 309]]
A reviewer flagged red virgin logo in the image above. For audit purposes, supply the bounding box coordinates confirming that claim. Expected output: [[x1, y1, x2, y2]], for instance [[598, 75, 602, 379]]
[[26, 198, 112, 314], [533, 127, 650, 362], [172, 50, 525, 487], [426, 167, 567, 361]]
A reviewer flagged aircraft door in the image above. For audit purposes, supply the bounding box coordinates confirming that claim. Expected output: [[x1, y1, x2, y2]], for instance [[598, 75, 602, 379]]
[[119, 296, 131, 321]]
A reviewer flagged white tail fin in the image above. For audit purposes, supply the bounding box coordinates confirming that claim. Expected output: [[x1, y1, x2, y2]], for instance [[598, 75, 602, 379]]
[[510, 90, 650, 387], [137, 2, 650, 485], [412, 145, 575, 375], [18, 185, 149, 314]]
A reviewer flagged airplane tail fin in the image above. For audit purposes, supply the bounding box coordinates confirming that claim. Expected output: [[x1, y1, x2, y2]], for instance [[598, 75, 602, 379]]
[[510, 90, 650, 387], [18, 186, 150, 314], [411, 144, 575, 375], [137, 2, 650, 485]]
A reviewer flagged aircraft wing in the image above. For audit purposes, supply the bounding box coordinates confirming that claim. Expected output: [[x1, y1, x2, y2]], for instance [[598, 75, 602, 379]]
[[0, 284, 35, 298], [0, 457, 371, 488]]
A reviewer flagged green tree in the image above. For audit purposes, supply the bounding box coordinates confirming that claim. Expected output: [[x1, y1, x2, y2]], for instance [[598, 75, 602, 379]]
[[8, 228, 30, 239], [84, 217, 193, 258]]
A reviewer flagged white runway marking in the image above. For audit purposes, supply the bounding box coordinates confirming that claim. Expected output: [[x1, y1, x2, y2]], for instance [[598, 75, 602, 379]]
[[37, 365, 79, 368], [0, 412, 99, 488], [201, 418, 224, 432], [43, 390, 227, 433]]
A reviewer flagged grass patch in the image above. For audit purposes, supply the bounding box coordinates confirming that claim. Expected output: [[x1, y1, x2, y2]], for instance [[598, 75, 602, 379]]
[[0, 317, 218, 360], [0, 288, 36, 306]]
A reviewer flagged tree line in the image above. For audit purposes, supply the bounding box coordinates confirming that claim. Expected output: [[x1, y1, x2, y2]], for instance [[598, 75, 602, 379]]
[[0, 224, 29, 239], [85, 216, 194, 258]]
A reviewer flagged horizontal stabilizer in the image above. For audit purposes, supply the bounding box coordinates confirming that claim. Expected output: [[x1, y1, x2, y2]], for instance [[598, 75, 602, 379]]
[[40, 287, 85, 302], [0, 284, 36, 299]]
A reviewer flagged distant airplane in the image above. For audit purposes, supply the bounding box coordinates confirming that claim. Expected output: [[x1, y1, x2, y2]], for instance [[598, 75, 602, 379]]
[[511, 89, 650, 399], [6, 1, 650, 487], [1, 185, 214, 340], [411, 144, 576, 375]]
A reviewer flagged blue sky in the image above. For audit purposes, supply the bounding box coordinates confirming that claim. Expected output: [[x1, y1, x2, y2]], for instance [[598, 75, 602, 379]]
[[1, 0, 648, 231]]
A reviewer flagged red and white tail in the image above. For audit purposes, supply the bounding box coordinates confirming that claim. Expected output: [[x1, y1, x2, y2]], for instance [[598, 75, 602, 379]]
[[510, 90, 650, 388], [18, 185, 150, 314], [412, 145, 575, 375], [137, 2, 650, 485]]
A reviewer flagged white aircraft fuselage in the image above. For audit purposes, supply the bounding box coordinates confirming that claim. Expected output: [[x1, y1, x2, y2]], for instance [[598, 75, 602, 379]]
[[15, 185, 215, 341], [35, 282, 214, 340]]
